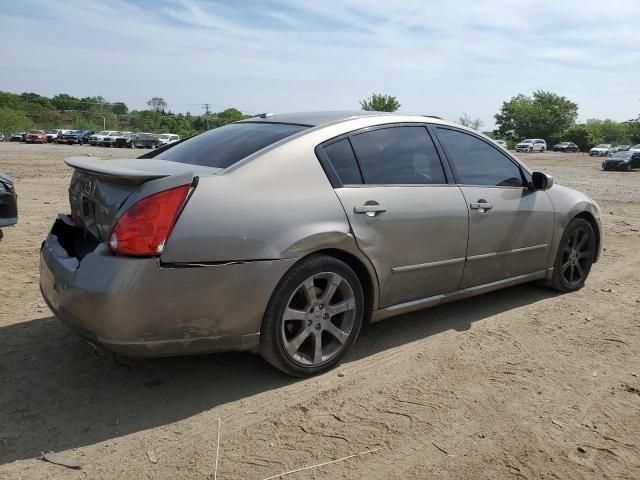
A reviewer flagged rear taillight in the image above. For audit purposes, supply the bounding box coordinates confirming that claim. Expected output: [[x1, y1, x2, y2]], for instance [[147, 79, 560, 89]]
[[109, 184, 190, 257]]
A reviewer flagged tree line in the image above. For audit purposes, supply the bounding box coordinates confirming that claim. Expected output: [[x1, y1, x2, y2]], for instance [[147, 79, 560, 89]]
[[0, 91, 248, 138], [359, 91, 640, 150], [2, 89, 638, 150]]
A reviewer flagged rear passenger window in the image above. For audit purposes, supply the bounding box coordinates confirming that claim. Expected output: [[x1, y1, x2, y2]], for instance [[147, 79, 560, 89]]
[[350, 126, 446, 185], [323, 139, 363, 185], [436, 128, 524, 187]]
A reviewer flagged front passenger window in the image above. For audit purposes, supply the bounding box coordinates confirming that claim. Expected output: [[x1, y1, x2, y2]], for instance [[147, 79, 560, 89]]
[[436, 128, 524, 187]]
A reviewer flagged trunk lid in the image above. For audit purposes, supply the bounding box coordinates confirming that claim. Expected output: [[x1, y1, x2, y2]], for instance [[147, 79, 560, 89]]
[[65, 157, 220, 241]]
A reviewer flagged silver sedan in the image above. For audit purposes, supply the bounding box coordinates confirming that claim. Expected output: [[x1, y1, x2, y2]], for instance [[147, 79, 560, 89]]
[[40, 112, 602, 376]]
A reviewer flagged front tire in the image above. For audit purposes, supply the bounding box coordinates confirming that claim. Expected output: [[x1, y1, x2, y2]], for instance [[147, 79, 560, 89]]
[[549, 218, 596, 292], [260, 255, 364, 377]]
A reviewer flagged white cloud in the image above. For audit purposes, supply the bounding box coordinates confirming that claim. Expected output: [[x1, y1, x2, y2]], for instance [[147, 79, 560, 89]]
[[0, 0, 638, 126]]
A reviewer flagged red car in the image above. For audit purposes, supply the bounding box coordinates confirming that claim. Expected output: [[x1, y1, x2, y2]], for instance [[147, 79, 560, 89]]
[[25, 130, 48, 144]]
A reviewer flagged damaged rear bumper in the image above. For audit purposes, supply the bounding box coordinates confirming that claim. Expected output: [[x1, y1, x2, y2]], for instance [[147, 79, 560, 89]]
[[40, 217, 295, 357]]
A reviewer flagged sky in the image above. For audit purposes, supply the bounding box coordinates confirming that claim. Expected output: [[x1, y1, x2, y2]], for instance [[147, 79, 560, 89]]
[[1, 0, 638, 128]]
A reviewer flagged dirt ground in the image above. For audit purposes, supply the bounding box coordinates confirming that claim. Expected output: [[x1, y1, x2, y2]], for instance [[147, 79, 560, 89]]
[[0, 143, 639, 480]]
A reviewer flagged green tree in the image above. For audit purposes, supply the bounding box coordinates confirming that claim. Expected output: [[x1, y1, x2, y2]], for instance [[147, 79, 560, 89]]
[[563, 124, 595, 151], [147, 97, 167, 112], [458, 113, 483, 130], [360, 93, 401, 112], [0, 107, 33, 133], [111, 102, 128, 115], [494, 90, 578, 143], [51, 93, 81, 110]]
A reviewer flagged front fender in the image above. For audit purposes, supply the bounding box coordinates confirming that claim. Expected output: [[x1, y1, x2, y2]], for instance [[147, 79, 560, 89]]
[[546, 184, 603, 262]]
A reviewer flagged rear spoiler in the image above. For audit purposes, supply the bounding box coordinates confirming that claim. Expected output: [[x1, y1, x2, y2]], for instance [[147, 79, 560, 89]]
[[65, 157, 170, 185]]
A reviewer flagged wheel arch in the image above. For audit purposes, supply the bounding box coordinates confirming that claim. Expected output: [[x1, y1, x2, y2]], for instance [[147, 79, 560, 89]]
[[572, 211, 601, 263], [310, 248, 378, 323]]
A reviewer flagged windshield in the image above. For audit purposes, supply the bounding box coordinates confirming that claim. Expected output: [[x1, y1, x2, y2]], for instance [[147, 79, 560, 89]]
[[596, 144, 610, 148], [156, 122, 308, 169], [158, 134, 170, 139], [521, 139, 533, 143], [96, 131, 109, 136], [108, 132, 122, 136], [46, 129, 59, 134], [632, 145, 640, 149]]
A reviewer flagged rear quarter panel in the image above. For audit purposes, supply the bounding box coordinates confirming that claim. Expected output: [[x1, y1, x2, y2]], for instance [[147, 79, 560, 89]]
[[160, 135, 358, 264]]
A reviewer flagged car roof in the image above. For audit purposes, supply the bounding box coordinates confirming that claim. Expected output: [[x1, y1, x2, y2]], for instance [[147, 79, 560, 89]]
[[239, 111, 446, 128]]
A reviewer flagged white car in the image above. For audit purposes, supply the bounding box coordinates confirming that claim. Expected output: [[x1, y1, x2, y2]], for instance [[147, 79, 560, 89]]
[[157, 133, 180, 147], [45, 129, 65, 143], [515, 139, 546, 153], [589, 144, 616, 156], [494, 139, 507, 148], [629, 144, 640, 153], [88, 131, 117, 146]]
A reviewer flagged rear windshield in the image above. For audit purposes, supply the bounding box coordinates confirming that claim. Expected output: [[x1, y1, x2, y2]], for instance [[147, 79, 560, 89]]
[[156, 122, 308, 169]]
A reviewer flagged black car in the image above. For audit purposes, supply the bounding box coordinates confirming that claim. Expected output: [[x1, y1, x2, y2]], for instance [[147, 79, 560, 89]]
[[0, 172, 18, 239], [553, 142, 579, 153], [132, 133, 158, 149], [602, 151, 640, 171], [58, 130, 85, 145]]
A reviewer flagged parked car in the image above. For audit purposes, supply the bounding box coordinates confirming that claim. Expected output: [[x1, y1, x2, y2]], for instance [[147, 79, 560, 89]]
[[630, 144, 640, 153], [132, 133, 158, 149], [79, 130, 96, 144], [615, 145, 630, 152], [58, 129, 90, 145], [113, 132, 135, 148], [45, 129, 65, 143], [552, 142, 578, 153], [157, 133, 180, 147], [589, 144, 616, 156], [40, 112, 602, 376], [87, 131, 113, 146], [10, 132, 24, 142], [25, 130, 48, 143], [0, 132, 4, 142], [602, 151, 640, 171], [494, 139, 507, 148], [515, 139, 546, 152], [0, 172, 18, 240], [99, 131, 124, 147]]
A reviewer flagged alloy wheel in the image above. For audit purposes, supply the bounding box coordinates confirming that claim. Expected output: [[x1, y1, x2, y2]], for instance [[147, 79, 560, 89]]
[[561, 227, 593, 286], [281, 272, 356, 366]]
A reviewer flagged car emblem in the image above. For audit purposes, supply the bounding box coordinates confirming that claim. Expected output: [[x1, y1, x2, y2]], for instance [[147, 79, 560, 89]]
[[82, 178, 96, 197]]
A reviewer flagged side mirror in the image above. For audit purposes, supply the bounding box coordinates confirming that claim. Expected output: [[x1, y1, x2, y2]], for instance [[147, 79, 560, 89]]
[[531, 172, 553, 190]]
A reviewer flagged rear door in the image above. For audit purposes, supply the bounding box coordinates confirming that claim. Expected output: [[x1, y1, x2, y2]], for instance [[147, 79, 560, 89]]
[[434, 127, 555, 288], [318, 125, 469, 307]]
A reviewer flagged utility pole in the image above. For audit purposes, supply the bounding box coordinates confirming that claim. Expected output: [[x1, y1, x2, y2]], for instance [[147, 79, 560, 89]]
[[202, 103, 211, 131]]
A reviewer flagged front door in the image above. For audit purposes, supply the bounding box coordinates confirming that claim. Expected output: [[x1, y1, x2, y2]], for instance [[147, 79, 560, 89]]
[[434, 126, 555, 288], [319, 125, 469, 307]]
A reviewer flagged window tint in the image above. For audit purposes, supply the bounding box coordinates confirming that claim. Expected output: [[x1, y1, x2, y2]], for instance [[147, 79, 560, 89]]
[[322, 139, 363, 185], [436, 128, 524, 187], [349, 126, 446, 185], [156, 122, 308, 169]]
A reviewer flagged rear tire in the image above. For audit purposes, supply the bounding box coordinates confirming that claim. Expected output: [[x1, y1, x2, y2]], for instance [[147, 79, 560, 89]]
[[260, 255, 364, 377], [549, 218, 596, 292]]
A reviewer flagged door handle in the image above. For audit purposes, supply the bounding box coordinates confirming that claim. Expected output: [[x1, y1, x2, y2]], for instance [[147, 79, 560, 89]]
[[470, 201, 493, 212], [354, 204, 386, 216]]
